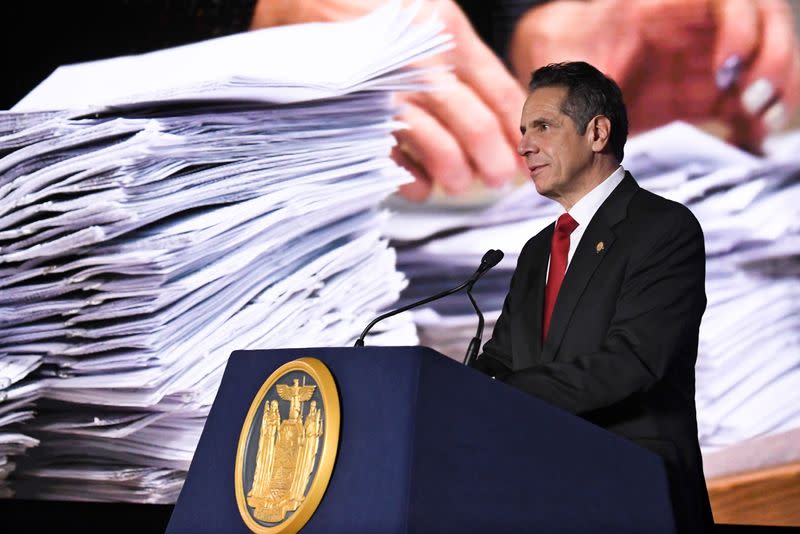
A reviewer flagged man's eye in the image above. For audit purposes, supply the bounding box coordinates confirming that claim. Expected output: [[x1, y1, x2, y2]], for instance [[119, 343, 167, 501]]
[[538, 124, 548, 131]]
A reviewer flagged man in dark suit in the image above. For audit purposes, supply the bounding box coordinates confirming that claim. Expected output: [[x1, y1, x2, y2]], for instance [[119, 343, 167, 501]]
[[470, 61, 715, 533]]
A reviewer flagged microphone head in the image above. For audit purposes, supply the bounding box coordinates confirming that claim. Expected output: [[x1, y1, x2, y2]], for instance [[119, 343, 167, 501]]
[[483, 249, 504, 270], [477, 249, 504, 274]]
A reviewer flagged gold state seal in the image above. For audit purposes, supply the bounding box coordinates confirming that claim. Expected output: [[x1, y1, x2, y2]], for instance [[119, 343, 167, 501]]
[[235, 358, 340, 533]]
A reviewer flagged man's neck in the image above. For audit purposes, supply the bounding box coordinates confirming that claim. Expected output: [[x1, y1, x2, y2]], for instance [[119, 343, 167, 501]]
[[559, 157, 620, 211]]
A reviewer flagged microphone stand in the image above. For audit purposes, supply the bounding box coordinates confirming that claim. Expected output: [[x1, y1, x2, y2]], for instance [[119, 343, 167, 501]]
[[354, 249, 503, 352], [353, 277, 475, 347]]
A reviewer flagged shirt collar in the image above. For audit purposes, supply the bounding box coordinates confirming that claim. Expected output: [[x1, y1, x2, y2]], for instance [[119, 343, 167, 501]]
[[566, 166, 625, 228]]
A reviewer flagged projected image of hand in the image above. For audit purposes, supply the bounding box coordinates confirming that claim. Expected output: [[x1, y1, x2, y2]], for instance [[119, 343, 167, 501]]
[[251, 0, 527, 201], [508, 0, 800, 152]]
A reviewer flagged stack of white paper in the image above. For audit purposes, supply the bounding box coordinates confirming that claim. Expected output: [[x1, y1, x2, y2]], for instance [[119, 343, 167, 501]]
[[386, 122, 800, 471], [1, 0, 445, 502], [0, 355, 42, 498]]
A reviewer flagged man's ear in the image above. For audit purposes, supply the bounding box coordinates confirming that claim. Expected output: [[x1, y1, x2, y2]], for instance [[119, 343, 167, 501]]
[[588, 115, 611, 153]]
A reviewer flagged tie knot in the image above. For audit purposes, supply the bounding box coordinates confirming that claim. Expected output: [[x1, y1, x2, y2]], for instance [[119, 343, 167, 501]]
[[556, 213, 578, 235]]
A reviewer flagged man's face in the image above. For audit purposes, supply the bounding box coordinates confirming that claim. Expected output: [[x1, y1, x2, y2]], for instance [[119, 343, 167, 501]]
[[517, 86, 594, 206]]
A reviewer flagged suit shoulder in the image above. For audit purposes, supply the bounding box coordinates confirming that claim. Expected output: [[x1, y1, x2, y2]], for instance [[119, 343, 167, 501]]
[[629, 187, 702, 235], [621, 188, 705, 262], [520, 221, 553, 254]]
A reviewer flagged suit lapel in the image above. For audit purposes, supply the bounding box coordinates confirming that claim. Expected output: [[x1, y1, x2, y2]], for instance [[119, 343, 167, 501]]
[[541, 173, 639, 363], [512, 224, 551, 369]]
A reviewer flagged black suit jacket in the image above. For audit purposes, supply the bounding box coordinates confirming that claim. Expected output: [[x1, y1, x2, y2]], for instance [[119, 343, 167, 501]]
[[472, 173, 715, 533]]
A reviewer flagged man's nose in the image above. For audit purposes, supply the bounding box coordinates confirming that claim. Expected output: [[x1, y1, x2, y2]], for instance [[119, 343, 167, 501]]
[[517, 134, 537, 156]]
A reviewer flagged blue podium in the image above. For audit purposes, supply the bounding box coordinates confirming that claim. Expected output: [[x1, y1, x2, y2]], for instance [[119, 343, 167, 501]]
[[167, 346, 675, 533]]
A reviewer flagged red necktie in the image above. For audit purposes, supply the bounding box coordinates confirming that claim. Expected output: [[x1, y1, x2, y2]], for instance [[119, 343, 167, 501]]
[[542, 213, 579, 341]]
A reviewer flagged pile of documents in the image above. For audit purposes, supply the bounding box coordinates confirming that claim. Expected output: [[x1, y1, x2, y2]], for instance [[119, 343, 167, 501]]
[[0, 1, 444, 502], [387, 122, 800, 471], [0, 355, 41, 498]]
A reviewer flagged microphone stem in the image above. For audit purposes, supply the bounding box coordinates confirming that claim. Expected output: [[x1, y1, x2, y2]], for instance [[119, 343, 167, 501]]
[[354, 249, 502, 349], [466, 282, 484, 339], [354, 277, 474, 347], [463, 282, 484, 366]]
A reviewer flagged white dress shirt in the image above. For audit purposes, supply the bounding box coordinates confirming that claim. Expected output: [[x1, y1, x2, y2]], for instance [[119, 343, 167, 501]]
[[547, 166, 626, 280]]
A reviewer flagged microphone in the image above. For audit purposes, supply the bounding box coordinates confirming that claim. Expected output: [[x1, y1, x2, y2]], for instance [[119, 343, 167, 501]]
[[463, 249, 503, 366], [354, 249, 504, 349]]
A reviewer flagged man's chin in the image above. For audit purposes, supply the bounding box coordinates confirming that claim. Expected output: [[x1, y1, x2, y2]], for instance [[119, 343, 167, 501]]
[[532, 182, 563, 205], [531, 178, 551, 197]]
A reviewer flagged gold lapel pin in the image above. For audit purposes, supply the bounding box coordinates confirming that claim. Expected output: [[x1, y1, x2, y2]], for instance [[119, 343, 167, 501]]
[[596, 241, 605, 254]]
